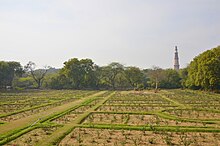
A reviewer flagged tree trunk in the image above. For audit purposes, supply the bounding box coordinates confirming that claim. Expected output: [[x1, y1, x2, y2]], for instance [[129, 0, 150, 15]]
[[37, 80, 41, 89], [155, 78, 158, 93]]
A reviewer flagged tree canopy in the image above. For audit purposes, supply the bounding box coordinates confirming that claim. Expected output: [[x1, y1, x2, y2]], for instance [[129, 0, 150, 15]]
[[2, 45, 220, 92], [185, 46, 220, 90], [60, 58, 96, 89], [25, 61, 51, 89], [0, 61, 23, 89]]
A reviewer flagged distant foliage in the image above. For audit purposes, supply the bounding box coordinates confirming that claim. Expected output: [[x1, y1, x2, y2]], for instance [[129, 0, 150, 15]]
[[13, 76, 35, 90], [145, 67, 181, 90], [48, 60, 148, 90], [160, 69, 181, 89], [0, 61, 23, 89], [4, 46, 220, 91], [61, 58, 97, 89], [124, 66, 146, 89]]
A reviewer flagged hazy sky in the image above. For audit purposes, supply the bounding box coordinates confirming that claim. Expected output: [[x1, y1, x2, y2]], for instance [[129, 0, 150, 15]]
[[1, 0, 220, 69]]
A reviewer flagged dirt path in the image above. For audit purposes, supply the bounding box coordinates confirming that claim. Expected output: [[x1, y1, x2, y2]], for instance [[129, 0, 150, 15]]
[[0, 91, 105, 135]]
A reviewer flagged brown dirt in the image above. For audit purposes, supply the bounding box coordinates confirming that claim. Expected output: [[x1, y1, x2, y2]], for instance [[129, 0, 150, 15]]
[[6, 127, 58, 146], [59, 128, 220, 146], [83, 113, 205, 127], [165, 109, 220, 120]]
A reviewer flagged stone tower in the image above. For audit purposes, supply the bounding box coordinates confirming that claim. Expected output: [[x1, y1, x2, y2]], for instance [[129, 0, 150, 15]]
[[174, 46, 180, 70]]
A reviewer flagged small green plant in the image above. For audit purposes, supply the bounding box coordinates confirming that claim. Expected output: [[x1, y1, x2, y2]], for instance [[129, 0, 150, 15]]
[[179, 133, 192, 146], [148, 137, 155, 144], [149, 124, 156, 132], [96, 130, 101, 138], [162, 133, 173, 146], [76, 132, 83, 145], [70, 133, 75, 139], [131, 138, 138, 146]]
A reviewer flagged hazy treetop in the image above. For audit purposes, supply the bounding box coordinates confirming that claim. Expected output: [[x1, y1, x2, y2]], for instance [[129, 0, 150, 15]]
[[0, 0, 220, 68]]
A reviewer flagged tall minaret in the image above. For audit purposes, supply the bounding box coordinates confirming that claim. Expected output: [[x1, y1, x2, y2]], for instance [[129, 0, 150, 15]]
[[174, 46, 180, 70]]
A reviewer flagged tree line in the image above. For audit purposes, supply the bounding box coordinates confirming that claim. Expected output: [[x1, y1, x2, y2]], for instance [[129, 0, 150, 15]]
[[0, 46, 219, 91]]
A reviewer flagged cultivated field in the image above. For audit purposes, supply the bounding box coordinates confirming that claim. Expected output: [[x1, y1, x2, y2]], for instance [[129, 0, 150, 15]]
[[0, 89, 220, 145]]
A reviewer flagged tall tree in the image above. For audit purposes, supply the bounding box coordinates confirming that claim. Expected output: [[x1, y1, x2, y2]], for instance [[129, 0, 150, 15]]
[[0, 61, 9, 88], [0, 61, 23, 88], [62, 58, 95, 89], [186, 46, 220, 90], [179, 67, 188, 88], [101, 62, 124, 90], [124, 66, 145, 89], [147, 66, 164, 92], [25, 61, 51, 89], [48, 74, 70, 89], [160, 69, 181, 89], [89, 65, 101, 89]]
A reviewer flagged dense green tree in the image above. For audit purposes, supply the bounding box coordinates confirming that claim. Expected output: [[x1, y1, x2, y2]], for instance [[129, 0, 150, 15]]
[[89, 65, 102, 89], [12, 76, 35, 89], [186, 46, 220, 90], [115, 72, 130, 90], [48, 74, 70, 89], [0, 61, 23, 88], [101, 62, 124, 89], [124, 66, 145, 89], [0, 61, 9, 88], [160, 69, 181, 89], [62, 58, 96, 89], [147, 66, 164, 91], [179, 67, 188, 88]]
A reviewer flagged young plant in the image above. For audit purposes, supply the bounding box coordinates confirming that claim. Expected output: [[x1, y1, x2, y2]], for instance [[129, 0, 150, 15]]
[[148, 137, 155, 144]]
